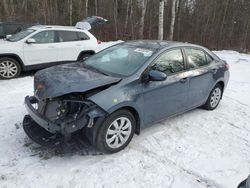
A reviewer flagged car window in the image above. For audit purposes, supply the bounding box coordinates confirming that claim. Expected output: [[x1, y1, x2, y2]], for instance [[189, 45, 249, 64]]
[[206, 53, 214, 64], [31, 30, 55, 43], [77, 32, 89, 40], [185, 48, 211, 69], [152, 49, 185, 75], [58, 31, 78, 42], [7, 29, 35, 42], [5, 24, 21, 34]]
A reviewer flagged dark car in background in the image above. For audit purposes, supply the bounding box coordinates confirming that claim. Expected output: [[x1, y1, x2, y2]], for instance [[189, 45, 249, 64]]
[[0, 21, 37, 39], [23, 40, 230, 154]]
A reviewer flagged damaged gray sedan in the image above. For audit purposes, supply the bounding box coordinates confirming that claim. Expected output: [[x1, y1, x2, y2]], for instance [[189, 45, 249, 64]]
[[23, 41, 229, 153]]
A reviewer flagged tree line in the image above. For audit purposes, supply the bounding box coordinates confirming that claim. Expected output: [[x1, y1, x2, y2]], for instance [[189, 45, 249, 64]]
[[1, 0, 250, 52]]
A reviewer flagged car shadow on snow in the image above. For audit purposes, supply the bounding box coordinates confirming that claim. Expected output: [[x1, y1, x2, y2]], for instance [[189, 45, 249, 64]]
[[19, 70, 37, 78], [22, 135, 104, 160], [22, 107, 205, 160]]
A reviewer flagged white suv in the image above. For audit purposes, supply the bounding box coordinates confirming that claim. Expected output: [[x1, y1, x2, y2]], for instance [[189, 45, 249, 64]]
[[0, 25, 98, 79]]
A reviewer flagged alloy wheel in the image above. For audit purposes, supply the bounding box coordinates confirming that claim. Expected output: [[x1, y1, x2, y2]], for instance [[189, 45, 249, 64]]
[[0, 60, 18, 78], [210, 87, 221, 108], [105, 117, 132, 149]]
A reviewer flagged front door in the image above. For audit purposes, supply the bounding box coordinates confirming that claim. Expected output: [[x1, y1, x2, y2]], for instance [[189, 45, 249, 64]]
[[142, 48, 189, 125], [23, 30, 58, 65]]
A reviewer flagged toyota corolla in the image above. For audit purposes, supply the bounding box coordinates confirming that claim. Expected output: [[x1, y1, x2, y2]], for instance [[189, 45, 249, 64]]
[[23, 40, 230, 153]]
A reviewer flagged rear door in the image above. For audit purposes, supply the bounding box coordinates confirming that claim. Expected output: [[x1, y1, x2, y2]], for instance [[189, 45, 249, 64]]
[[142, 48, 190, 125], [183, 47, 215, 108], [56, 30, 92, 61], [23, 30, 59, 65]]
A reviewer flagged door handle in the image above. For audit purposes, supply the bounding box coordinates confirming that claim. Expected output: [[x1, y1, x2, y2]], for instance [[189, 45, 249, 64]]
[[48, 45, 55, 48], [76, 44, 82, 46], [180, 77, 189, 83]]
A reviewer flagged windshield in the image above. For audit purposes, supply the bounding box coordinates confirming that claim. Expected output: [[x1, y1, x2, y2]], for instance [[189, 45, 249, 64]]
[[7, 29, 35, 42], [84, 44, 156, 77]]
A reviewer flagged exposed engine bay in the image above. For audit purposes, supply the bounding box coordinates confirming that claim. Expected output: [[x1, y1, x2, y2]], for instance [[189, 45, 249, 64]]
[[23, 89, 107, 147]]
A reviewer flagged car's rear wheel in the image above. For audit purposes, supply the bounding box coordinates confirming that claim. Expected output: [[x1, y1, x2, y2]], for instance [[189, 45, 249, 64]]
[[203, 84, 222, 110], [96, 109, 136, 154], [0, 57, 21, 79]]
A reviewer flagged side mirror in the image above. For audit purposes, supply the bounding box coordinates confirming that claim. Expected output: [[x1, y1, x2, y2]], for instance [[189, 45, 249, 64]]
[[148, 70, 167, 81], [26, 38, 36, 44], [6, 34, 12, 39]]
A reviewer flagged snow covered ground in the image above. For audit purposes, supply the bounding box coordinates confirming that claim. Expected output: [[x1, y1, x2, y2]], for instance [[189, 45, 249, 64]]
[[0, 48, 250, 188]]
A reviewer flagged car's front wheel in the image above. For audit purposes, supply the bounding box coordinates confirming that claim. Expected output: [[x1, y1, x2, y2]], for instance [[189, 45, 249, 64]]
[[203, 84, 223, 110], [0, 57, 21, 79], [96, 109, 136, 154]]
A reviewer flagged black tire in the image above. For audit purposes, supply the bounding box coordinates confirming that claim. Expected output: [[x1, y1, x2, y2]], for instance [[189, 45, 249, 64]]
[[0, 57, 21, 79], [96, 109, 136, 154], [78, 53, 93, 61], [203, 84, 223, 110]]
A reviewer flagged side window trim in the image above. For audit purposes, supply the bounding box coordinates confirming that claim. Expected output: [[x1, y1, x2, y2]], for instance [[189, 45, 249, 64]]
[[183, 47, 214, 70]]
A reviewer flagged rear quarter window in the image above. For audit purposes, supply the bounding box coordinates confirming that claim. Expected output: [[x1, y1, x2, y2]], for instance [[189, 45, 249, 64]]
[[77, 32, 90, 40]]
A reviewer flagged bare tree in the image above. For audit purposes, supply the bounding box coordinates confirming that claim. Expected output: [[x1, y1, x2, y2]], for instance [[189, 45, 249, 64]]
[[85, 0, 88, 17], [243, 18, 250, 51], [138, 0, 148, 39], [113, 0, 118, 39], [158, 0, 165, 40], [95, 0, 98, 15], [168, 0, 178, 40], [69, 0, 73, 25], [124, 0, 131, 34]]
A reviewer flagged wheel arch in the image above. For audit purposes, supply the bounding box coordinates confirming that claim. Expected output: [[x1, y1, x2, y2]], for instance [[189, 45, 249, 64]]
[[77, 50, 95, 61], [0, 53, 24, 70], [117, 106, 141, 135], [217, 80, 225, 92], [90, 104, 141, 146], [212, 79, 225, 98]]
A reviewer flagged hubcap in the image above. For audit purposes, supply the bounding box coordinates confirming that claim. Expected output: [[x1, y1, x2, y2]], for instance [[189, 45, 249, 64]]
[[210, 88, 221, 108], [105, 117, 132, 149], [0, 61, 18, 78]]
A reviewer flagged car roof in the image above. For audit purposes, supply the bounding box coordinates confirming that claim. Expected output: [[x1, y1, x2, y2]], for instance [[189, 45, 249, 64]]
[[29, 25, 86, 31], [122, 40, 206, 50]]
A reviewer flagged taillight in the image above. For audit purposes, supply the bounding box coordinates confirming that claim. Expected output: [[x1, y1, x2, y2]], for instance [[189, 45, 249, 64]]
[[97, 40, 102, 44], [225, 63, 230, 70]]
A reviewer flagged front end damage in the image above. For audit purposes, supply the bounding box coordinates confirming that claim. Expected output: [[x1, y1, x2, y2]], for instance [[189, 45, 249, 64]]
[[23, 93, 107, 147]]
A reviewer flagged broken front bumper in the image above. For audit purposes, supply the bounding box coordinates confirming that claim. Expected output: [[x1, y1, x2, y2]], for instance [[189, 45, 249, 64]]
[[24, 96, 60, 134], [24, 96, 106, 135]]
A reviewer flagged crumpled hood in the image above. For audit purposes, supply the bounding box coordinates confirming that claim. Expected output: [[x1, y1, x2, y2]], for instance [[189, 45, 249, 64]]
[[34, 63, 121, 100]]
